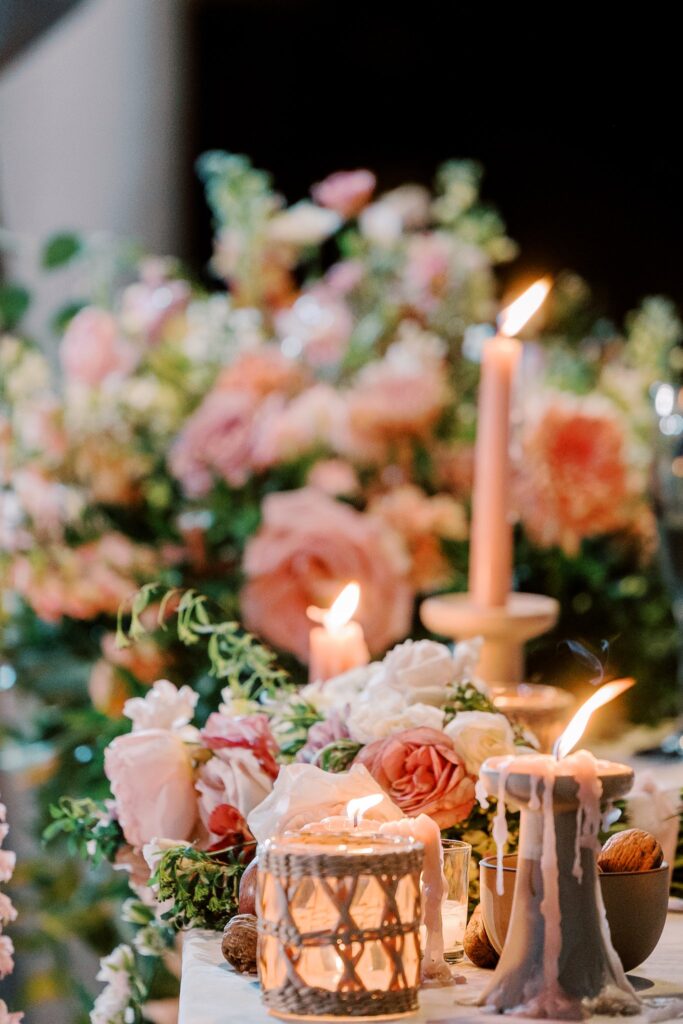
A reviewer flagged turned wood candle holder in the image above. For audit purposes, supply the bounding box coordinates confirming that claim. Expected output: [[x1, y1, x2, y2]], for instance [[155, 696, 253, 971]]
[[420, 592, 559, 685], [478, 757, 640, 1020]]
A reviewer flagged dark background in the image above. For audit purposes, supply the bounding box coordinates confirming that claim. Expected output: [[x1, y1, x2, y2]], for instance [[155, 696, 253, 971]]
[[187, 1, 681, 322]]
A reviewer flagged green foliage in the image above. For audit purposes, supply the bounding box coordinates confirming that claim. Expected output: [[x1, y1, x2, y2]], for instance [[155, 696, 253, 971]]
[[43, 797, 124, 863], [152, 844, 252, 931], [51, 299, 87, 333], [317, 739, 363, 773], [443, 680, 500, 721], [273, 699, 324, 758], [117, 585, 289, 701], [41, 231, 83, 269], [0, 282, 30, 329]]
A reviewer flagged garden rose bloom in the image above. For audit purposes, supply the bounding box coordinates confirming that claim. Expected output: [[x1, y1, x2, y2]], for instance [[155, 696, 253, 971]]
[[201, 712, 280, 779], [369, 485, 467, 589], [217, 346, 307, 398], [105, 730, 197, 847], [382, 639, 463, 706], [59, 307, 135, 386], [307, 459, 359, 497], [169, 389, 259, 497], [345, 326, 450, 447], [240, 488, 412, 659], [195, 750, 273, 840], [517, 393, 637, 554], [355, 727, 476, 828], [311, 170, 376, 218], [444, 711, 517, 775]]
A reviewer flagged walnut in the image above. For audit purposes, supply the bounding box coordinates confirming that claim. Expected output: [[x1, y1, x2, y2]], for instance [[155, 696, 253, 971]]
[[463, 905, 499, 969], [598, 828, 664, 873], [222, 913, 258, 974]]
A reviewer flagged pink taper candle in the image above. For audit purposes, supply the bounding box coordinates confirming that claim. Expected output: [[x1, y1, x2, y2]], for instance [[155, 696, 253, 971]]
[[307, 582, 370, 682], [469, 279, 551, 608]]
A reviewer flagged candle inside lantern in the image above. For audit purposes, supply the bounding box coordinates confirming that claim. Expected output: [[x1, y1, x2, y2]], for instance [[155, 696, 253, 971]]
[[469, 278, 551, 608], [307, 582, 370, 682], [478, 678, 639, 1019], [304, 798, 451, 983], [257, 830, 423, 1020]]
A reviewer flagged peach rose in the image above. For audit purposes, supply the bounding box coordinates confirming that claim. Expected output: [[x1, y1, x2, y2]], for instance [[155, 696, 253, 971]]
[[59, 307, 135, 386], [311, 170, 376, 218], [516, 393, 638, 554], [345, 326, 450, 451], [104, 729, 197, 847], [354, 727, 476, 828], [169, 390, 259, 497], [240, 488, 413, 660], [217, 346, 308, 398]]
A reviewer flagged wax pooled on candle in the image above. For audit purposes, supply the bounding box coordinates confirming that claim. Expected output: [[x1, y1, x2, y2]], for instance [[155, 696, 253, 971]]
[[380, 814, 451, 984]]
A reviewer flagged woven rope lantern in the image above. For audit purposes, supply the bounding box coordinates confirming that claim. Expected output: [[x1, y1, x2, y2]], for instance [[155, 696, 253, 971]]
[[257, 831, 424, 1020]]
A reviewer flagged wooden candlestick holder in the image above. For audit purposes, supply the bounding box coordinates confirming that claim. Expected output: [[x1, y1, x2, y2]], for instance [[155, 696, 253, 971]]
[[419, 592, 559, 685]]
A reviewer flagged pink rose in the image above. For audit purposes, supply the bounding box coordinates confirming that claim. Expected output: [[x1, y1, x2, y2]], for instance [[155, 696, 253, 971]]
[[169, 390, 259, 497], [105, 729, 197, 847], [307, 459, 359, 497], [217, 346, 308, 398], [201, 713, 279, 779], [240, 487, 413, 660], [0, 893, 17, 925], [59, 307, 135, 386], [195, 750, 273, 843], [311, 170, 376, 218], [516, 393, 636, 554], [120, 260, 190, 344], [354, 727, 476, 828], [345, 328, 449, 449], [251, 385, 347, 469]]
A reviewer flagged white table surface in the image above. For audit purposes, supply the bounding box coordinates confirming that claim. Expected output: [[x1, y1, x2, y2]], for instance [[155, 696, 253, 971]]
[[178, 911, 683, 1024]]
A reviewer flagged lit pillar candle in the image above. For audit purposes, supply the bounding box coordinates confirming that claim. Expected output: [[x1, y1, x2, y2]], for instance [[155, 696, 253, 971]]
[[307, 582, 370, 683], [478, 678, 638, 1019], [469, 279, 551, 608]]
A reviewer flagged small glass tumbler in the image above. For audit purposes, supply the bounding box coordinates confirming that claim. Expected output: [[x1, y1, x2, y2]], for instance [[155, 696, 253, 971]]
[[441, 838, 471, 963]]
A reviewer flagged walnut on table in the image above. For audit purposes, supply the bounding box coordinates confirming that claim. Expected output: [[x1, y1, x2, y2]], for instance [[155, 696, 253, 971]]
[[463, 904, 499, 969], [222, 913, 258, 974]]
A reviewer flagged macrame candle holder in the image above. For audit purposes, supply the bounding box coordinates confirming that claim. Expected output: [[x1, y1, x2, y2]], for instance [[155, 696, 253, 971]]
[[257, 831, 423, 1021]]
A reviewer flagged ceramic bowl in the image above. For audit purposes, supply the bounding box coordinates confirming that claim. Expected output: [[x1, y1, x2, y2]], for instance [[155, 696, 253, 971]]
[[480, 853, 670, 972]]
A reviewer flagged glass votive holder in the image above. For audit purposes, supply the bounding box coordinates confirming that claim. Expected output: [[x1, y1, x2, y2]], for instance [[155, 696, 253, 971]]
[[490, 682, 576, 753], [441, 838, 471, 964]]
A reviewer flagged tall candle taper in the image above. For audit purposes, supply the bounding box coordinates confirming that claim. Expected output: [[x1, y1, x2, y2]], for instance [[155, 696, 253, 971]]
[[469, 279, 551, 608]]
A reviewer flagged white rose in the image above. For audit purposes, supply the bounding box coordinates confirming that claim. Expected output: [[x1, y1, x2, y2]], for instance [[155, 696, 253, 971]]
[[444, 711, 516, 776], [358, 201, 403, 246], [365, 701, 445, 742], [195, 748, 273, 828], [300, 663, 381, 715], [382, 638, 458, 706], [346, 684, 407, 743], [268, 202, 341, 246]]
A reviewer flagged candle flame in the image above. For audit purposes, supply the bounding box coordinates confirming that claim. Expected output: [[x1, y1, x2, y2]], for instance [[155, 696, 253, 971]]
[[307, 582, 360, 633], [553, 678, 635, 759], [346, 793, 383, 826], [498, 277, 552, 338]]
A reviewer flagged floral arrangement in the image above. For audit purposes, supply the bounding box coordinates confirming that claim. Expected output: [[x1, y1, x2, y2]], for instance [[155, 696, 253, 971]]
[[0, 790, 22, 1024], [1, 152, 682, 1013], [45, 588, 523, 1021]]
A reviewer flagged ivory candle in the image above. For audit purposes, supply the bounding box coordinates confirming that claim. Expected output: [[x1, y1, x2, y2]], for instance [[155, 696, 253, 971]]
[[307, 582, 370, 683], [468, 279, 551, 608]]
